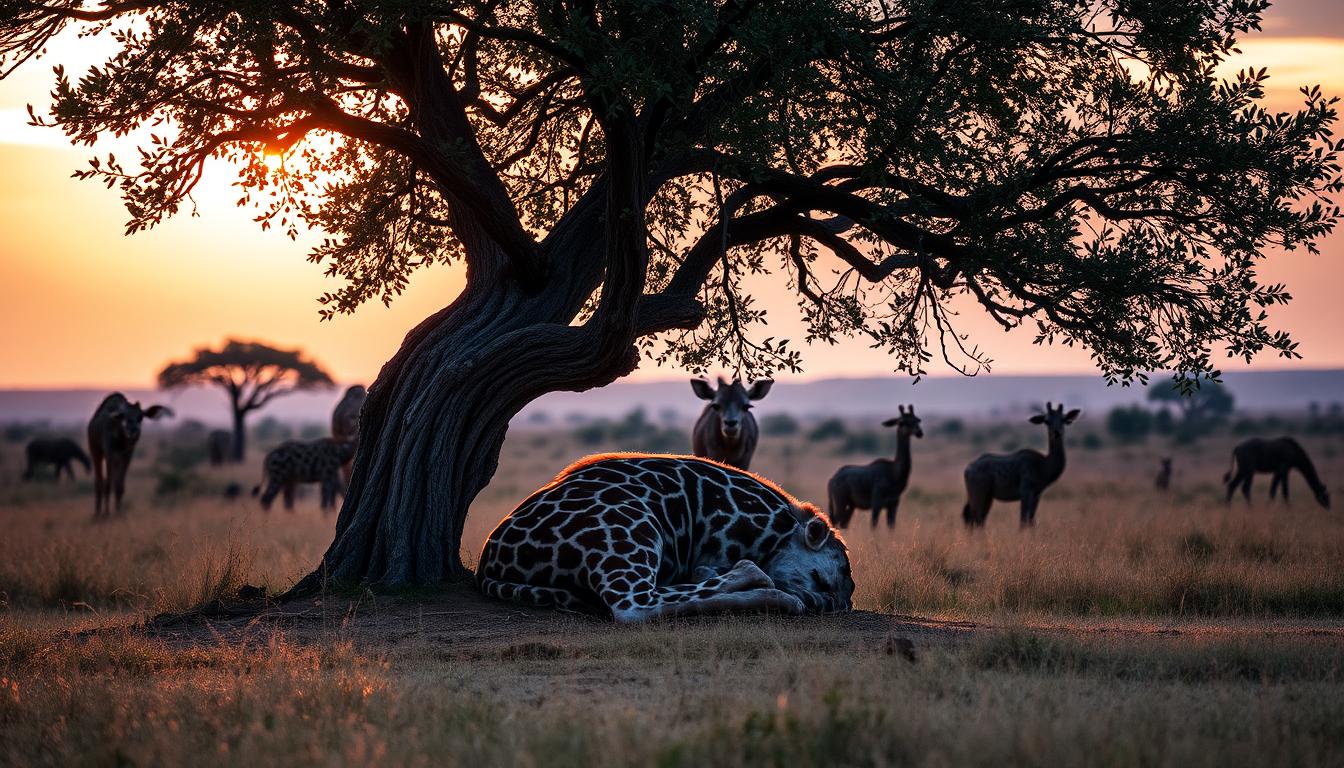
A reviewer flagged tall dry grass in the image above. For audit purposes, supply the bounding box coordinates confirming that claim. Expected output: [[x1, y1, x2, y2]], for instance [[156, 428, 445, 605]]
[[2, 620, 1343, 767], [1, 424, 1342, 619]]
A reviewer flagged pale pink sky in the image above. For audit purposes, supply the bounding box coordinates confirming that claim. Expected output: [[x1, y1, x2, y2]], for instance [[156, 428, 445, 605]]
[[0, 9, 1341, 388]]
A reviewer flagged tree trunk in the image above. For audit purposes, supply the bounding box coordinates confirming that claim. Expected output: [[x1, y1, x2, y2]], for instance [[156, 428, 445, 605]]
[[287, 178, 700, 594], [290, 290, 621, 590], [289, 210, 639, 592], [230, 405, 247, 463]]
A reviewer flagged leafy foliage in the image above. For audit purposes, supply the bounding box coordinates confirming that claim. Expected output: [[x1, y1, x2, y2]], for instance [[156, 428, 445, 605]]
[[1, 0, 1339, 383]]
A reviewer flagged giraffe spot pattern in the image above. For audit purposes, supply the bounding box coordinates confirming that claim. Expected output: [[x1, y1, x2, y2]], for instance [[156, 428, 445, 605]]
[[476, 454, 855, 621]]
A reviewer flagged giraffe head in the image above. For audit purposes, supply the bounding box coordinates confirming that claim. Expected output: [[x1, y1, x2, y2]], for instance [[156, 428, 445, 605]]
[[762, 503, 853, 614]]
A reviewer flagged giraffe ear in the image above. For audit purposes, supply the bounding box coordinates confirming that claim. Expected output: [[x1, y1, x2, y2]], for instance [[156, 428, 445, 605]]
[[1028, 414, 1046, 424], [144, 405, 174, 420], [802, 517, 830, 551], [1064, 409, 1080, 424]]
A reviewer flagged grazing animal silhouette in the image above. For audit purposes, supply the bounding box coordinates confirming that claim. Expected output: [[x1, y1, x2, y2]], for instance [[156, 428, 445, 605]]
[[478, 454, 854, 622], [1223, 437, 1330, 509], [690, 377, 772, 470], [826, 406, 924, 529], [23, 437, 90, 482], [252, 438, 356, 511], [962, 402, 1080, 528], [222, 481, 244, 502], [206, 429, 232, 466], [87, 393, 174, 518], [1155, 457, 1173, 490], [330, 384, 366, 485]]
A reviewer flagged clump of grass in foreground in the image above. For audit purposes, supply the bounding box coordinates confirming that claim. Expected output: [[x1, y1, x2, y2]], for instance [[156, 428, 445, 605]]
[[3, 624, 1344, 768], [967, 630, 1344, 683]]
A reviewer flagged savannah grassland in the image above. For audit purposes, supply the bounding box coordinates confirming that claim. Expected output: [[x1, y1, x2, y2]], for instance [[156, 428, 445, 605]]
[[2, 416, 1344, 766]]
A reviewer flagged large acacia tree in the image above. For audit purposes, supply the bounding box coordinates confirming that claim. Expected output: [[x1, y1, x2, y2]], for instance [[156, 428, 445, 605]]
[[158, 339, 334, 461], [2, 0, 1339, 588]]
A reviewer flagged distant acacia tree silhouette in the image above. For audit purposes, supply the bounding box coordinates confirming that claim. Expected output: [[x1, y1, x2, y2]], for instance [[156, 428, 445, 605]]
[[1148, 377, 1236, 437], [159, 340, 334, 462], [1, 1, 1338, 589]]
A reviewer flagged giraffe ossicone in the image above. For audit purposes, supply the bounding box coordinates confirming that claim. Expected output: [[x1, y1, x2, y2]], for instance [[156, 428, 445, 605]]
[[477, 454, 854, 623]]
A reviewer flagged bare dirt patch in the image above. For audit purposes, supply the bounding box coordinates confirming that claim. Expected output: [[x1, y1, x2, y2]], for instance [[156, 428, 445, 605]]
[[138, 582, 979, 656]]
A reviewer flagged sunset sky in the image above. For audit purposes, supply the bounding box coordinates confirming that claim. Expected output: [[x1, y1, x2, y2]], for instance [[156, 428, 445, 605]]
[[0, 2, 1342, 389]]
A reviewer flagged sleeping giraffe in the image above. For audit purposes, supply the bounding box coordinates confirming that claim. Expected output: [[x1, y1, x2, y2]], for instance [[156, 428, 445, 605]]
[[477, 454, 854, 623]]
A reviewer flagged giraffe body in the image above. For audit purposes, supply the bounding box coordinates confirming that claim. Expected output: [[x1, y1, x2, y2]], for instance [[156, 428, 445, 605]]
[[478, 454, 853, 623], [253, 438, 356, 511]]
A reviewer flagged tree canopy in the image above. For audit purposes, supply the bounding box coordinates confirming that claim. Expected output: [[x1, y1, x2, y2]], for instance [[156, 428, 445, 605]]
[[158, 339, 334, 458], [1148, 375, 1235, 424], [159, 339, 333, 403], [3, 0, 1339, 385]]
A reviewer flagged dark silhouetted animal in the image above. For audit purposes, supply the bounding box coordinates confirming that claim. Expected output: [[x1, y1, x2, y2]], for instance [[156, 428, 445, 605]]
[[1223, 437, 1330, 509], [478, 454, 853, 622], [962, 403, 1080, 528], [87, 393, 174, 518], [690, 377, 772, 470], [207, 429, 232, 466], [23, 437, 90, 482], [1155, 457, 1172, 490], [222, 482, 244, 502], [827, 406, 923, 529], [253, 438, 356, 511], [331, 384, 366, 485]]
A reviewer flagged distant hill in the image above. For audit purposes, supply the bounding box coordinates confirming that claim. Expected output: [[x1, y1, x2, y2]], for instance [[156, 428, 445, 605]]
[[3, 369, 1340, 428]]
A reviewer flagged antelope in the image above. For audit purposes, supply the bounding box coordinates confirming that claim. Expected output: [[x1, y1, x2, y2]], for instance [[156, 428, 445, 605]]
[[962, 402, 1079, 528], [826, 406, 923, 529]]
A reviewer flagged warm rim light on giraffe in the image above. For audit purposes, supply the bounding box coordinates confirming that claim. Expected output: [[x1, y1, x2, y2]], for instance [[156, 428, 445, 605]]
[[477, 453, 854, 622]]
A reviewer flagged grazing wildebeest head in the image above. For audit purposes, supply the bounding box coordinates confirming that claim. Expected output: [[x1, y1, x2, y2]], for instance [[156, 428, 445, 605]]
[[107, 399, 174, 444], [1028, 402, 1079, 439], [882, 405, 924, 439], [691, 377, 772, 442]]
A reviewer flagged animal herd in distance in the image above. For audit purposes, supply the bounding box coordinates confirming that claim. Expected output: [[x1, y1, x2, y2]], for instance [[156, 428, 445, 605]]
[[17, 377, 1331, 622]]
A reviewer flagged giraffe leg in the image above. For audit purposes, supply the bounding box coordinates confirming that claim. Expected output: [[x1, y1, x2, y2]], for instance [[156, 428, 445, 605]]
[[477, 577, 593, 614], [258, 479, 282, 511], [606, 560, 803, 623]]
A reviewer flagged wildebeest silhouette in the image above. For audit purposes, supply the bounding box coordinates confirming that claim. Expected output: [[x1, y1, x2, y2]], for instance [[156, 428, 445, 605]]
[[87, 393, 174, 518], [962, 402, 1079, 528], [1223, 437, 1329, 509], [22, 437, 90, 482], [826, 406, 923, 529], [690, 377, 772, 470]]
